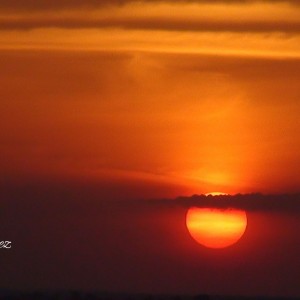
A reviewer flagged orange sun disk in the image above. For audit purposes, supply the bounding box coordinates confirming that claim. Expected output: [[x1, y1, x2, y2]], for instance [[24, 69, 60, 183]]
[[186, 207, 247, 249]]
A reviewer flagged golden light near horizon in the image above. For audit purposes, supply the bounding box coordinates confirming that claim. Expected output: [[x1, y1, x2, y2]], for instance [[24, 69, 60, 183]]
[[186, 207, 247, 249], [205, 192, 229, 196]]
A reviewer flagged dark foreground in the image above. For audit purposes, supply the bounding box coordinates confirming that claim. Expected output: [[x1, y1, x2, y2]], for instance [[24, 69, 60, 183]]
[[0, 291, 299, 300]]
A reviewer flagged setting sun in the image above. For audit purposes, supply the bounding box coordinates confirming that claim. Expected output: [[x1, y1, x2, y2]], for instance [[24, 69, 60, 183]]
[[186, 207, 247, 249]]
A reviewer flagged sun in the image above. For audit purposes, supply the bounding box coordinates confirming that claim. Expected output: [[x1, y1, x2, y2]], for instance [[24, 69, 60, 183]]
[[186, 207, 247, 249]]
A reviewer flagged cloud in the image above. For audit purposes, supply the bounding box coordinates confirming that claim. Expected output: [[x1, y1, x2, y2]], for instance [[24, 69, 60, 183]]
[[148, 194, 300, 213], [1, 16, 299, 34], [0, 1, 299, 35], [0, 0, 299, 12]]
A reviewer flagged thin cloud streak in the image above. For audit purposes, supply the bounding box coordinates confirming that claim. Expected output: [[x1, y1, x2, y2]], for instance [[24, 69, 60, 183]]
[[1, 16, 299, 33], [0, 0, 299, 12], [0, 1, 299, 34]]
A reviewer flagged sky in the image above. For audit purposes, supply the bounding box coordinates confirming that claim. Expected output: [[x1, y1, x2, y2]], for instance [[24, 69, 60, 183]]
[[0, 0, 300, 297]]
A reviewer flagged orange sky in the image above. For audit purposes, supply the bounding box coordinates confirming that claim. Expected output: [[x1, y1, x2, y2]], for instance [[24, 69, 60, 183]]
[[1, 0, 300, 196], [1, 2, 300, 297]]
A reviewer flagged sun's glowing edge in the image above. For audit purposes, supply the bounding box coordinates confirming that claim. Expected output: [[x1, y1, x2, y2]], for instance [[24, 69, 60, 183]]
[[205, 192, 229, 196]]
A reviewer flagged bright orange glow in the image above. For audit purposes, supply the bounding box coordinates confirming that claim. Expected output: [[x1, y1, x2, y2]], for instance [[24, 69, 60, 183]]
[[205, 192, 228, 196], [186, 207, 247, 249]]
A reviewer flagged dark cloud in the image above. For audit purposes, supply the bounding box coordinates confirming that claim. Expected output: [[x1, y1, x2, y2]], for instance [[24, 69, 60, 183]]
[[150, 193, 300, 213], [0, 17, 299, 33], [3, 173, 300, 214], [0, 0, 299, 12]]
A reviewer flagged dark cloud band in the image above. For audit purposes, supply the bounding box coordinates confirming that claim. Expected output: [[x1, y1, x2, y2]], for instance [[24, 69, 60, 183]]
[[0, 0, 299, 12], [0, 17, 299, 34], [150, 194, 300, 213]]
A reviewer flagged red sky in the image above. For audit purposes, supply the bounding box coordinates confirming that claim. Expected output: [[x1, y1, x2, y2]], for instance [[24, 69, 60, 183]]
[[0, 0, 300, 297]]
